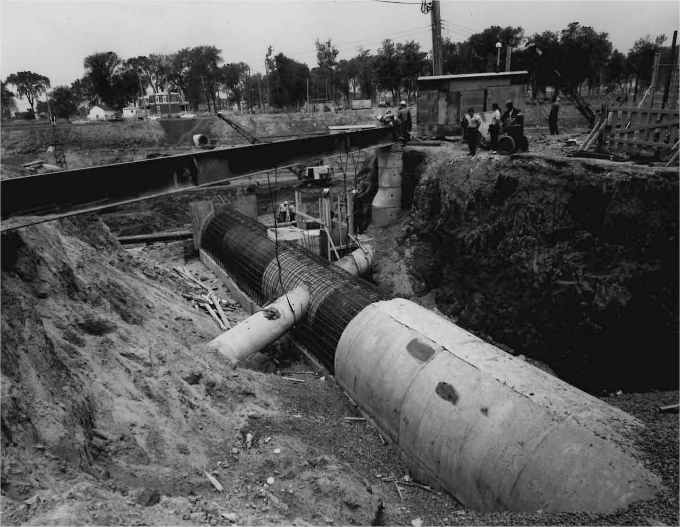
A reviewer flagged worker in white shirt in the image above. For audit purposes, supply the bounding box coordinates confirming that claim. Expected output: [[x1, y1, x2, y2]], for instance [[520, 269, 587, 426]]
[[278, 201, 289, 223], [464, 108, 482, 156]]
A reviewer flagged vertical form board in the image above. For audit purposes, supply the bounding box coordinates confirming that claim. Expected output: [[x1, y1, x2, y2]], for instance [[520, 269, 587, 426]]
[[190, 200, 215, 249], [335, 298, 663, 513], [437, 91, 449, 125]]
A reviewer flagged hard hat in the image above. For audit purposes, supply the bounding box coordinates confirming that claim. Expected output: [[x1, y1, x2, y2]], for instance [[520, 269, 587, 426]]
[[400, 100, 406, 106], [556, 97, 562, 102], [284, 201, 288, 204]]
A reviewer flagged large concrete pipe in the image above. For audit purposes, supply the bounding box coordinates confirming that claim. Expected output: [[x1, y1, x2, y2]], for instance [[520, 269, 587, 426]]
[[208, 284, 310, 364], [333, 245, 374, 276], [199, 208, 662, 514], [335, 299, 662, 513], [371, 148, 402, 226]]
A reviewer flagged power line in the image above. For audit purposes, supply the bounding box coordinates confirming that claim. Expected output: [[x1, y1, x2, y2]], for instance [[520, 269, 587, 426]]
[[371, 0, 422, 4]]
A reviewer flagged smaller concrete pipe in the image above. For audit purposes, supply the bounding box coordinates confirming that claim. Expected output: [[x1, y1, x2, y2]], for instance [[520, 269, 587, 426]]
[[333, 245, 374, 276], [208, 284, 309, 364], [193, 134, 210, 148], [372, 150, 402, 227]]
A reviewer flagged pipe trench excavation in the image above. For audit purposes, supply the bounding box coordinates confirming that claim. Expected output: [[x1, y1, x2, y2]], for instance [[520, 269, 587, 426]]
[[199, 207, 663, 514]]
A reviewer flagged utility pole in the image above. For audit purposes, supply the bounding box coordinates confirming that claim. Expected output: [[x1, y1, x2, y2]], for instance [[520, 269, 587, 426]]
[[430, 0, 442, 75], [505, 45, 512, 72]]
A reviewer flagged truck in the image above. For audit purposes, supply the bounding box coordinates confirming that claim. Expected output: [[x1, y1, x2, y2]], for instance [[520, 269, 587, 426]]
[[298, 165, 334, 187]]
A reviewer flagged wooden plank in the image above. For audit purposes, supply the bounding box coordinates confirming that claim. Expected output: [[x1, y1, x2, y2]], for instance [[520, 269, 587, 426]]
[[205, 303, 226, 331], [644, 111, 653, 142], [615, 107, 679, 116], [210, 292, 232, 329], [607, 120, 679, 136], [667, 150, 679, 167], [603, 138, 678, 148]]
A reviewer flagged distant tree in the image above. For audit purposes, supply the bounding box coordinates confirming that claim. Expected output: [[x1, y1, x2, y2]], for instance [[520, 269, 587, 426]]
[[315, 38, 339, 101], [1, 81, 16, 119], [222, 62, 249, 107], [49, 85, 78, 120], [125, 54, 168, 94], [627, 34, 667, 91], [375, 39, 403, 103], [604, 49, 630, 94], [524, 31, 562, 97], [398, 40, 429, 103], [71, 76, 98, 107], [271, 53, 310, 108], [83, 51, 121, 107], [5, 71, 51, 118], [355, 49, 377, 101], [558, 22, 612, 93]]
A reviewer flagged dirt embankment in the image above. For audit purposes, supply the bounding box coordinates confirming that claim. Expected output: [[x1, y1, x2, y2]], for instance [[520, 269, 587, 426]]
[[370, 149, 678, 393], [0, 215, 464, 527]]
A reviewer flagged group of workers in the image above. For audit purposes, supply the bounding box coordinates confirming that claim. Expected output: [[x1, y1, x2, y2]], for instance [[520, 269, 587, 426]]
[[462, 99, 527, 156], [379, 100, 413, 145], [277, 200, 296, 223]]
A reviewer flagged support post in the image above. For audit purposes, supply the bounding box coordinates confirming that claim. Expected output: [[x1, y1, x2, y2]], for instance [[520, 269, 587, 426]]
[[190, 200, 215, 249], [430, 1, 442, 76], [662, 30, 678, 110]]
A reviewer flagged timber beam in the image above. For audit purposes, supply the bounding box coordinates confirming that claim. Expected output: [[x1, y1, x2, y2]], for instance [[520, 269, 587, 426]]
[[1, 127, 392, 232]]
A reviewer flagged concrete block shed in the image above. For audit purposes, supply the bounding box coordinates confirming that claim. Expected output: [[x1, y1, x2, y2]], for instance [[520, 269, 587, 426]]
[[417, 71, 528, 137]]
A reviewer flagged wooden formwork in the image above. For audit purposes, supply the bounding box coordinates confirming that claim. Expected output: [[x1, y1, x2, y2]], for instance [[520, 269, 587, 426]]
[[580, 105, 679, 165]]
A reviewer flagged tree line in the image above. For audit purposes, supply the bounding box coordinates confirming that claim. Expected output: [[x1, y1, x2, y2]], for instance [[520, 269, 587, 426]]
[[1, 21, 675, 120]]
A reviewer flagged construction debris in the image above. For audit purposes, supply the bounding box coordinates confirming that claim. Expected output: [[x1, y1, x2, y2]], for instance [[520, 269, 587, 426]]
[[204, 470, 224, 492]]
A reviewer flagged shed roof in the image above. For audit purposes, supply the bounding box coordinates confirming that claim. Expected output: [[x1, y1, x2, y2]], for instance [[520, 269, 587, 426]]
[[418, 71, 529, 82]]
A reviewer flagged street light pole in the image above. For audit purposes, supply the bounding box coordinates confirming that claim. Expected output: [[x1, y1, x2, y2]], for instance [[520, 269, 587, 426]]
[[496, 42, 502, 73]]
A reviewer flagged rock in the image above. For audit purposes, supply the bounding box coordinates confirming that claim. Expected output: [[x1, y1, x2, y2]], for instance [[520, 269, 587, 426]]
[[221, 512, 237, 523], [411, 518, 422, 527], [136, 488, 161, 507], [267, 477, 275, 485]]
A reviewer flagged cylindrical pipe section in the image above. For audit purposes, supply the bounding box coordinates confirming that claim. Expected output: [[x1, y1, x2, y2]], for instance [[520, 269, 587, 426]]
[[193, 134, 210, 148], [335, 298, 662, 513], [333, 245, 374, 276], [201, 209, 388, 370], [372, 149, 402, 226], [209, 285, 310, 364]]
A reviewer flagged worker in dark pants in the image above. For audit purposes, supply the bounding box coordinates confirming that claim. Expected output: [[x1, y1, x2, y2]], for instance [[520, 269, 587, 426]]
[[489, 102, 501, 151], [549, 96, 561, 135], [464, 108, 482, 156], [396, 101, 412, 145]]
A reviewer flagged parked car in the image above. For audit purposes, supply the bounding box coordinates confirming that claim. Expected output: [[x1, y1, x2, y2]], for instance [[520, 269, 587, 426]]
[[179, 112, 197, 119], [148, 114, 161, 120]]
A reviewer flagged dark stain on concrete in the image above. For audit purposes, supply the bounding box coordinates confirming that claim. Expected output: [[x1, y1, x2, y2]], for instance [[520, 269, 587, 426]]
[[406, 338, 435, 362], [480, 407, 489, 416], [435, 382, 459, 405]]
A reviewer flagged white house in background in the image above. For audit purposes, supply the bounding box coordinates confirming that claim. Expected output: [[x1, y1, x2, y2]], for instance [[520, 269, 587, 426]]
[[122, 105, 148, 120], [87, 104, 119, 121]]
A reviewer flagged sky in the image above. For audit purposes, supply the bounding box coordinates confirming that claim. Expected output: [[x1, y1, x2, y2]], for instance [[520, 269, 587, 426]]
[[1, 0, 678, 107]]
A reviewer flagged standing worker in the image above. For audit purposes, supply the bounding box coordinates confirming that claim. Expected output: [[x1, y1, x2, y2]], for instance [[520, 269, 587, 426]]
[[489, 102, 502, 151], [396, 101, 412, 145], [278, 201, 289, 223], [548, 96, 561, 135], [287, 201, 296, 222], [464, 108, 482, 156]]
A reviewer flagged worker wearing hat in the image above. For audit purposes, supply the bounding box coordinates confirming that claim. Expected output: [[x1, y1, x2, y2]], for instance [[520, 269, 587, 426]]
[[278, 200, 289, 223], [395, 100, 412, 145], [549, 96, 561, 135], [501, 99, 523, 132]]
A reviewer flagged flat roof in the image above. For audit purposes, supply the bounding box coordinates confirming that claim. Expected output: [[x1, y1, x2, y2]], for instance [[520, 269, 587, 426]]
[[418, 71, 529, 82]]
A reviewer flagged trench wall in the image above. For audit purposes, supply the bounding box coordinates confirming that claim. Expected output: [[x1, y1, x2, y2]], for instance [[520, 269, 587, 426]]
[[398, 153, 678, 392]]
